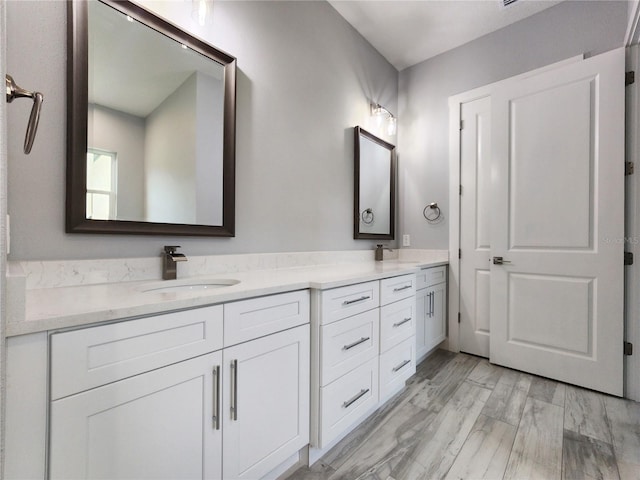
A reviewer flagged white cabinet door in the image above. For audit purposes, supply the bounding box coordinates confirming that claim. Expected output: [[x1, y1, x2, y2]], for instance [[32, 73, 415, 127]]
[[49, 351, 223, 480], [222, 324, 310, 480], [426, 282, 447, 351], [490, 47, 624, 396], [417, 282, 447, 359], [415, 287, 429, 360]]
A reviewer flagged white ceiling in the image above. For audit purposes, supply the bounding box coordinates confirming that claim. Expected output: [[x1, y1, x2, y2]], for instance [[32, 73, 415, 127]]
[[89, 1, 223, 118], [328, 0, 564, 71]]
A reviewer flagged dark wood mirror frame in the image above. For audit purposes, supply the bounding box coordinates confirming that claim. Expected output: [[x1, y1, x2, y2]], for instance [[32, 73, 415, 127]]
[[66, 0, 236, 236], [354, 126, 396, 240]]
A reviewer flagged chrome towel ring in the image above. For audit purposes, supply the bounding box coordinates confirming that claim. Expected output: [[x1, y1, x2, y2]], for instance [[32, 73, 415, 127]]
[[423, 202, 442, 223]]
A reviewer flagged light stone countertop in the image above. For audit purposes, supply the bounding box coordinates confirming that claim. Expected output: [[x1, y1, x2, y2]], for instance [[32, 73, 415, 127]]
[[10, 258, 448, 337]]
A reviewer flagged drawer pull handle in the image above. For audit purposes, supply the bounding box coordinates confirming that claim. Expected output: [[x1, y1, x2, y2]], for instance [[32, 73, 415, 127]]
[[212, 365, 221, 430], [343, 336, 370, 350], [393, 285, 412, 292], [393, 317, 412, 327], [430, 292, 434, 317], [392, 359, 411, 372], [342, 388, 370, 409], [230, 359, 238, 421], [343, 295, 371, 305]]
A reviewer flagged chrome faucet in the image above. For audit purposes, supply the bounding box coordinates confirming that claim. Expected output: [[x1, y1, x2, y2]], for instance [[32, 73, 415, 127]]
[[162, 246, 187, 280], [375, 244, 393, 261]]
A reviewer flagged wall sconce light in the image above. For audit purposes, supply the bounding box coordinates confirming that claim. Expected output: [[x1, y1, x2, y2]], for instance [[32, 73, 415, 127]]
[[371, 102, 397, 136], [192, 0, 214, 26]]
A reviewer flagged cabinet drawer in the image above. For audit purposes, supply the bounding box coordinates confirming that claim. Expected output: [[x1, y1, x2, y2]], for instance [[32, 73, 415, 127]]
[[379, 337, 415, 403], [380, 296, 416, 353], [319, 281, 379, 325], [319, 357, 378, 448], [416, 265, 447, 290], [224, 290, 309, 346], [50, 305, 223, 400], [320, 309, 379, 386], [380, 274, 416, 306]]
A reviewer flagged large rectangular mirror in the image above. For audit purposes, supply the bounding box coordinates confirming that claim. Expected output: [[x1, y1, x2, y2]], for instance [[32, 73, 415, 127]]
[[67, 0, 236, 236], [354, 126, 396, 240]]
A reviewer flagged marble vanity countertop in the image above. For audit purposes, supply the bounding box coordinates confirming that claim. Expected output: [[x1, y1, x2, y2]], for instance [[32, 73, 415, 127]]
[[9, 258, 448, 337]]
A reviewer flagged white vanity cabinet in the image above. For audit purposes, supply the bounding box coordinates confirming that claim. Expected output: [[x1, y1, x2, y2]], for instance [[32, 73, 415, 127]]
[[416, 265, 448, 361], [47, 291, 310, 480], [311, 273, 416, 452]]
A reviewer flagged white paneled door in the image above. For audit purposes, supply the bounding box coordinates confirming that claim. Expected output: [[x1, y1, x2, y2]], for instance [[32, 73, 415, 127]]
[[459, 96, 492, 358], [489, 48, 625, 396]]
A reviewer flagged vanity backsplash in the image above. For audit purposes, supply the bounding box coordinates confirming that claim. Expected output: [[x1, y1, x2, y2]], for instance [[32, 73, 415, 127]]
[[9, 249, 452, 290]]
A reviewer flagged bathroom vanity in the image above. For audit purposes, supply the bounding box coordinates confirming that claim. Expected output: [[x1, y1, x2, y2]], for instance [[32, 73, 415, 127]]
[[4, 252, 447, 480]]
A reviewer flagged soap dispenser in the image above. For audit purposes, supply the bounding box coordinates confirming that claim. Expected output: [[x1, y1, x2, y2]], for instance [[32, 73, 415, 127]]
[[375, 244, 384, 261]]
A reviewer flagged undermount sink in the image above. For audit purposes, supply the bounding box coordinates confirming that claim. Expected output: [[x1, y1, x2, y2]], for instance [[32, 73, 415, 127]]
[[137, 278, 240, 294]]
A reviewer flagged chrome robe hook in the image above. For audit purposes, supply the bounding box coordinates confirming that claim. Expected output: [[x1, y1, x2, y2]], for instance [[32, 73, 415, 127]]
[[6, 74, 44, 154]]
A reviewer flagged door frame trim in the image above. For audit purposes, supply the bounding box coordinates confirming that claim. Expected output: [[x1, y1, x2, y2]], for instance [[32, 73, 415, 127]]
[[446, 55, 584, 353]]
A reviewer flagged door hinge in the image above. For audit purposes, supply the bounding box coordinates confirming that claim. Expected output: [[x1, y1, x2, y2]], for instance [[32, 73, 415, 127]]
[[458, 249, 461, 259], [459, 184, 463, 195], [460, 120, 464, 131], [625, 252, 634, 266], [626, 71, 635, 86], [626, 162, 634, 176], [624, 341, 633, 356], [458, 312, 461, 324]]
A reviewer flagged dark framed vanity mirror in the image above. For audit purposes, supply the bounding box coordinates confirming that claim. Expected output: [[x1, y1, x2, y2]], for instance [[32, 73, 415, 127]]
[[66, 0, 236, 236], [354, 126, 396, 240]]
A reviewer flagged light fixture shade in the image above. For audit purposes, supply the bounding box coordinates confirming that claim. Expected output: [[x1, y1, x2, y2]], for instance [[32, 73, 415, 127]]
[[387, 116, 397, 136], [370, 102, 397, 136]]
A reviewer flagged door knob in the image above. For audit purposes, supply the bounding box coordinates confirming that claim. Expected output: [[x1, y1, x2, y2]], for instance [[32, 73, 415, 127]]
[[493, 256, 512, 265]]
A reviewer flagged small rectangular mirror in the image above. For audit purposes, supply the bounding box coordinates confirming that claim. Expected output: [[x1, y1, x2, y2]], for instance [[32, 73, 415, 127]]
[[354, 126, 396, 240]]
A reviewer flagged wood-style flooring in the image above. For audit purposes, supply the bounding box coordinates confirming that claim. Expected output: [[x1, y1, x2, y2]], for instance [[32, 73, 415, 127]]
[[287, 350, 640, 480]]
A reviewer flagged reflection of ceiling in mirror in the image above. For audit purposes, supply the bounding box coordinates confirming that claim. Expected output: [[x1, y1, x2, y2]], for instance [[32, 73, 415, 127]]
[[88, 1, 225, 118]]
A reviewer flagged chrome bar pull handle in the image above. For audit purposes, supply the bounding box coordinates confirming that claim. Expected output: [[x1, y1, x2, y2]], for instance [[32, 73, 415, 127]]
[[230, 359, 238, 421], [212, 365, 220, 430], [393, 317, 412, 328], [392, 359, 411, 372], [6, 74, 44, 154], [343, 336, 370, 350], [432, 292, 435, 316], [342, 388, 370, 409], [343, 295, 371, 305], [430, 292, 434, 317], [393, 285, 412, 292]]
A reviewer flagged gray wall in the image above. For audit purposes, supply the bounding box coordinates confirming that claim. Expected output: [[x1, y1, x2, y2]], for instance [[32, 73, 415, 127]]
[[6, 0, 397, 260], [88, 104, 146, 221], [145, 74, 197, 224], [398, 0, 629, 250]]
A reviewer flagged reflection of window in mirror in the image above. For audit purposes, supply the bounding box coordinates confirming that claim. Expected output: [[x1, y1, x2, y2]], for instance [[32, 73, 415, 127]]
[[86, 148, 117, 220]]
